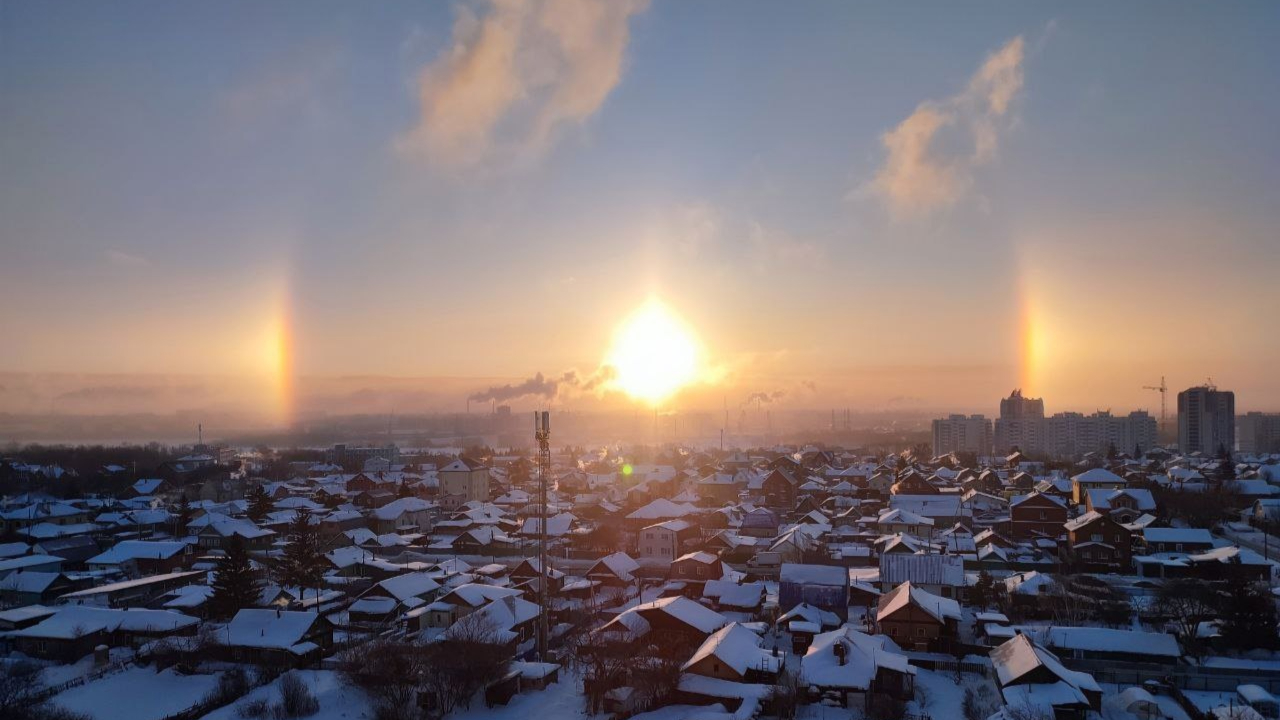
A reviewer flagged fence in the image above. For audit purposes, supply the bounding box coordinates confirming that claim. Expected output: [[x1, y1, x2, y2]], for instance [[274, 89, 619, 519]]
[[1082, 663, 1280, 694], [31, 659, 134, 702]]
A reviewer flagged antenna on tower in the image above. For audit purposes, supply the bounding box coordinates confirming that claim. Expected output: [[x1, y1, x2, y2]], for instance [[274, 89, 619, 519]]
[[533, 410, 551, 662], [197, 423, 202, 447]]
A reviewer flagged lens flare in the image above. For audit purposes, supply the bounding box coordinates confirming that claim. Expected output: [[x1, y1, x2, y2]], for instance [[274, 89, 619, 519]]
[[606, 299, 701, 405]]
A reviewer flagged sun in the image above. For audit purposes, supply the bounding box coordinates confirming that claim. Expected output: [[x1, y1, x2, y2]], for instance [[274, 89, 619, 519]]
[[606, 299, 701, 405]]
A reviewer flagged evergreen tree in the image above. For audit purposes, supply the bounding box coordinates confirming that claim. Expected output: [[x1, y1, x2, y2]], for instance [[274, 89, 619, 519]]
[[1219, 575, 1279, 650], [246, 484, 274, 523], [209, 536, 262, 619], [280, 507, 324, 604], [1219, 454, 1237, 481], [175, 495, 194, 537], [971, 570, 995, 609]]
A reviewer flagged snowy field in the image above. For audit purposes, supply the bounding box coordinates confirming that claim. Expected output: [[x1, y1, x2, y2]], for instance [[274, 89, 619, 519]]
[[50, 667, 221, 720]]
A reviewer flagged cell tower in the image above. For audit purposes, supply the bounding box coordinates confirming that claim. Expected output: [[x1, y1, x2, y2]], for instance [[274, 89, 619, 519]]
[[533, 410, 551, 661]]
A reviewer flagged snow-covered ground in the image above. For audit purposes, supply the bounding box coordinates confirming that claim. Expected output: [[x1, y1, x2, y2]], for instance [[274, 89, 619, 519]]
[[907, 667, 994, 718], [202, 670, 372, 720], [449, 674, 589, 720], [50, 667, 221, 720]]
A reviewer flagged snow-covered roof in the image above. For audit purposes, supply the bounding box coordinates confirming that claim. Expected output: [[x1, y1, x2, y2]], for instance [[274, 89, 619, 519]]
[[225, 609, 321, 649], [607, 596, 728, 636], [371, 496, 435, 520], [682, 622, 780, 677], [626, 498, 700, 521], [520, 512, 576, 537], [989, 633, 1099, 693], [1037, 626, 1180, 658], [701, 580, 765, 609], [878, 554, 964, 587], [12, 606, 198, 639], [59, 570, 204, 599], [1071, 468, 1125, 484], [1142, 527, 1214, 544], [801, 626, 914, 690], [590, 551, 640, 581], [876, 581, 960, 624], [779, 563, 846, 587], [88, 540, 188, 565], [372, 572, 442, 602]]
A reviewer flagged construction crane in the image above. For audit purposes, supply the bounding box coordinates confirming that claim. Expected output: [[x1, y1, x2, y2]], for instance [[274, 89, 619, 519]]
[[533, 410, 551, 662], [1143, 376, 1168, 429]]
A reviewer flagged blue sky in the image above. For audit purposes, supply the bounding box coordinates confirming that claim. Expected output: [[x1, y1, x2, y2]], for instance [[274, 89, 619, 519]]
[[2, 0, 1278, 417]]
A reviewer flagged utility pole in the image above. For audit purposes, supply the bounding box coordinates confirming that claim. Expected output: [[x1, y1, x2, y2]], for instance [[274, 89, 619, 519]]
[[533, 410, 551, 662]]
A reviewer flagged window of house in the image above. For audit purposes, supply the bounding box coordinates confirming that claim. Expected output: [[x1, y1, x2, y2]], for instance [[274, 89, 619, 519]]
[[1091, 533, 1103, 542], [888, 626, 897, 636], [915, 628, 927, 637], [1039, 511, 1047, 520], [1175, 543, 1183, 552]]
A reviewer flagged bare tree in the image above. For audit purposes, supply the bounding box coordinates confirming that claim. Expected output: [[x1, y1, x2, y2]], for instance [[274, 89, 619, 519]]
[[1048, 577, 1089, 625], [572, 632, 634, 713], [1156, 578, 1218, 651], [438, 611, 511, 710], [339, 639, 425, 720]]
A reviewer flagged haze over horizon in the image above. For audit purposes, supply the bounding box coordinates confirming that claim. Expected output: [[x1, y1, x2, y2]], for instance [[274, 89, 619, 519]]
[[3, 1, 1279, 429]]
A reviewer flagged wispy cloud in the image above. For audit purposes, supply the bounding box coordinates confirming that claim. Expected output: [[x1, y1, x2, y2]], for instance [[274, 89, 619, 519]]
[[105, 249, 150, 268], [399, 0, 648, 168], [867, 36, 1025, 218]]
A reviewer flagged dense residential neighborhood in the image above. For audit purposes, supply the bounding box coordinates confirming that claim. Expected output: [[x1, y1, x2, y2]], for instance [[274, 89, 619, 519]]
[[0, 411, 1278, 720]]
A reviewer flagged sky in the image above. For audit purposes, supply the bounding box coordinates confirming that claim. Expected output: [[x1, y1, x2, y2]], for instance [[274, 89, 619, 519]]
[[2, 0, 1279, 425]]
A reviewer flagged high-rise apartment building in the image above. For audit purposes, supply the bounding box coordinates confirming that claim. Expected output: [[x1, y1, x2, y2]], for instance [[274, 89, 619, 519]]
[[932, 414, 993, 457], [1178, 385, 1235, 455], [1237, 411, 1279, 454], [993, 390, 1158, 458]]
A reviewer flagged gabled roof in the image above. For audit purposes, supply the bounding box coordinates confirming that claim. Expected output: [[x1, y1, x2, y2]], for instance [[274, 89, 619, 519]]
[[876, 581, 961, 624], [1063, 511, 1107, 533], [801, 626, 914, 690], [225, 609, 323, 649], [14, 606, 198, 640], [1071, 468, 1124, 484], [588, 551, 640, 581], [989, 633, 1099, 693], [441, 456, 488, 472], [607, 596, 728, 636], [88, 540, 188, 565], [683, 622, 780, 677]]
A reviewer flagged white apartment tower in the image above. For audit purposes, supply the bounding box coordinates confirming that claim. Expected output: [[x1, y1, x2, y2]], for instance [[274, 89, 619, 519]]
[[932, 414, 993, 457]]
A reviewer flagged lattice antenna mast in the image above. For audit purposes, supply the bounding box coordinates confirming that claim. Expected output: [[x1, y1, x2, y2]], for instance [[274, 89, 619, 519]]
[[534, 410, 552, 661]]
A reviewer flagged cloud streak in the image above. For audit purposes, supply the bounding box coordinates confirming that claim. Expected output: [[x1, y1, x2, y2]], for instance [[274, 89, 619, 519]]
[[467, 365, 616, 403], [400, 0, 648, 167], [868, 36, 1025, 217]]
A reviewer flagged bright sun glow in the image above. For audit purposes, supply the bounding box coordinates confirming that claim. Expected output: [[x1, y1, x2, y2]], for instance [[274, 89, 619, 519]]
[[606, 300, 701, 405]]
